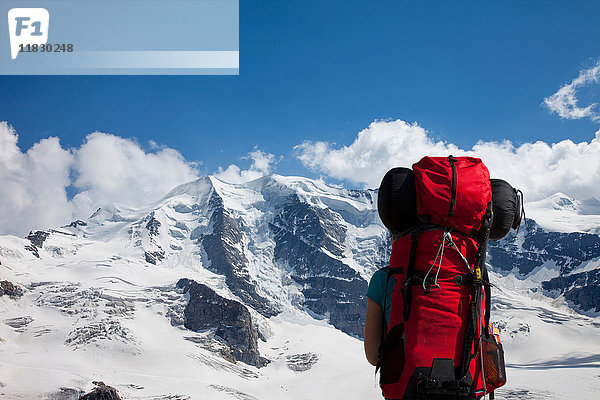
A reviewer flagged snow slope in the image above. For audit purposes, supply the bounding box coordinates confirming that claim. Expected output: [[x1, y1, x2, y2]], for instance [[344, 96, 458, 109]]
[[526, 193, 600, 234]]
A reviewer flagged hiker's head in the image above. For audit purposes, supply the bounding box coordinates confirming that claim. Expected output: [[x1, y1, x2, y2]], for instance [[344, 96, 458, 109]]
[[378, 167, 418, 235]]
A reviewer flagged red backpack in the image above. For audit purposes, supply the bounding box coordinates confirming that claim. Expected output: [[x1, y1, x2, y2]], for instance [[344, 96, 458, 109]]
[[377, 156, 505, 400]]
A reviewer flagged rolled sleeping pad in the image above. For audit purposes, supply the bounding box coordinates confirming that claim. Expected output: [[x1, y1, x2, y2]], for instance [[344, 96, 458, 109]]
[[377, 167, 418, 235], [490, 178, 522, 240]]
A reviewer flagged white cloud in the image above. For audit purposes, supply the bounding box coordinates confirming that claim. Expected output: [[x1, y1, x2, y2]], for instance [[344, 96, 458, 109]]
[[72, 132, 198, 215], [295, 119, 600, 202], [0, 123, 73, 237], [215, 148, 279, 184], [5, 114, 600, 237], [543, 61, 600, 121], [246, 148, 277, 175], [0, 123, 199, 237], [0, 123, 282, 236], [295, 120, 459, 187]]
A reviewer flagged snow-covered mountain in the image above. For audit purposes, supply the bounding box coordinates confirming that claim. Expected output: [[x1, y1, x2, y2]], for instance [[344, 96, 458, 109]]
[[489, 192, 600, 317], [0, 176, 599, 399], [526, 193, 600, 235]]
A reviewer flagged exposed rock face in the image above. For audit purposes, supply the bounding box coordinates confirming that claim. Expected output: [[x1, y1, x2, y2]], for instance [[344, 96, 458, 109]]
[[488, 219, 600, 314], [176, 278, 268, 367], [0, 280, 23, 298], [27, 230, 50, 248], [145, 214, 161, 236], [142, 212, 165, 265], [270, 195, 370, 337], [489, 220, 600, 276], [24, 230, 51, 258], [68, 220, 88, 228], [166, 180, 386, 339], [24, 244, 40, 258], [144, 251, 165, 265], [199, 192, 276, 317], [79, 381, 121, 400], [543, 269, 600, 313]]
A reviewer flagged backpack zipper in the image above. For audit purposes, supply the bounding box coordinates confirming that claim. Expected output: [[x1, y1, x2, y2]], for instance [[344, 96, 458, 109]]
[[448, 155, 458, 216]]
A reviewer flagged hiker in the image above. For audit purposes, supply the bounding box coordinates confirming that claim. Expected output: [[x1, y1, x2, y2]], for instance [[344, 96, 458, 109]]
[[365, 157, 521, 400]]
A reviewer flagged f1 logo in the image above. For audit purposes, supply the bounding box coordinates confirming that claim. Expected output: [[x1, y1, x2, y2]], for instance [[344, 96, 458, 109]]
[[8, 8, 49, 60]]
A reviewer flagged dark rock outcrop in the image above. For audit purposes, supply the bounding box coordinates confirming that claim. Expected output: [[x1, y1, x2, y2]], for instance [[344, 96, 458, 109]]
[[0, 280, 23, 299], [79, 381, 121, 400], [144, 250, 165, 265], [177, 278, 268, 367], [199, 192, 276, 317], [145, 213, 161, 236], [489, 220, 600, 276], [140, 212, 166, 265], [488, 219, 600, 315], [68, 220, 88, 228], [543, 269, 600, 313], [24, 230, 51, 258], [27, 230, 50, 248], [24, 245, 39, 258], [270, 195, 372, 338]]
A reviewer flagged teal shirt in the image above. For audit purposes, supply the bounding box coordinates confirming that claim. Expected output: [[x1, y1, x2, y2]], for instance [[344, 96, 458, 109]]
[[366, 269, 395, 325]]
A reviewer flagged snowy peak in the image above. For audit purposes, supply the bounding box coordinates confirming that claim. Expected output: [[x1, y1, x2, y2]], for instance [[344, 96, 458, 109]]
[[526, 193, 600, 234], [162, 175, 214, 202], [7, 174, 389, 338], [543, 192, 578, 211]]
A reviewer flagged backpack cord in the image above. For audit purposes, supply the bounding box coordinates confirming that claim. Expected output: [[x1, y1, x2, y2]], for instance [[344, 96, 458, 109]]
[[514, 189, 526, 236], [446, 232, 474, 272], [423, 229, 449, 292]]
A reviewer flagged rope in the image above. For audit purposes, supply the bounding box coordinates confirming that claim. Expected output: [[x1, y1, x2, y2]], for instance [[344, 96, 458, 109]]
[[422, 230, 448, 292]]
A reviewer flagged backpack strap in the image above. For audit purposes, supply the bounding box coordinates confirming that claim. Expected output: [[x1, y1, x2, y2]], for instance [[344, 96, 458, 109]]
[[447, 155, 458, 217], [478, 202, 493, 338], [381, 265, 392, 335], [459, 202, 493, 379], [483, 267, 492, 336], [402, 227, 422, 321], [376, 266, 392, 374]]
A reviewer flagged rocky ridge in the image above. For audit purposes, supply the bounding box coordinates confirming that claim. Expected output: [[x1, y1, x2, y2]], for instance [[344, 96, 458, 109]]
[[176, 278, 268, 367]]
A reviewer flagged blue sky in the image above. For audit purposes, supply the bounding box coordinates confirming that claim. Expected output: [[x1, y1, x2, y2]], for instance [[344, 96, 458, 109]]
[[2, 1, 600, 235], [2, 1, 600, 167]]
